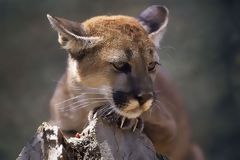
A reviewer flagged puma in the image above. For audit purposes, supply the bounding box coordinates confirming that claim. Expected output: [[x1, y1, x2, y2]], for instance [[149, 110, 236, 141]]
[[47, 5, 204, 160]]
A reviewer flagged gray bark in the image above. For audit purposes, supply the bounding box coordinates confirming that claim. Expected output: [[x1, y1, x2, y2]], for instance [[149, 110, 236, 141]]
[[17, 116, 168, 160]]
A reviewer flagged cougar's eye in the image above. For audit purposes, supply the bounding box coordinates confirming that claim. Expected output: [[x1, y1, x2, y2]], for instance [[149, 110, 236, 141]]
[[111, 62, 131, 73], [148, 62, 159, 72]]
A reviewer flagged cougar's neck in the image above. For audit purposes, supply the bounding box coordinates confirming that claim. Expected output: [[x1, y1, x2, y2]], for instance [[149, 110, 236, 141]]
[[66, 56, 81, 95]]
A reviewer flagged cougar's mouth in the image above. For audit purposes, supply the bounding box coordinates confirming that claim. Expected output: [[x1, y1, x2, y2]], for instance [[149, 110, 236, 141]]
[[112, 91, 153, 118]]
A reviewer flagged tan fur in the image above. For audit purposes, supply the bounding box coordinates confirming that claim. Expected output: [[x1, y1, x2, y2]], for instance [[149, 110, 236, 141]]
[[49, 13, 204, 160], [82, 15, 155, 63]]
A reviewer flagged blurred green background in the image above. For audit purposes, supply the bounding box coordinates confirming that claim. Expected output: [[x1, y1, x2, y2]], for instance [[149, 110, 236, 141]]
[[1, 0, 240, 159]]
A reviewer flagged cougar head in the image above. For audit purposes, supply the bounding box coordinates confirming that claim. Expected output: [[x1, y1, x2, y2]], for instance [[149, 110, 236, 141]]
[[48, 5, 169, 118]]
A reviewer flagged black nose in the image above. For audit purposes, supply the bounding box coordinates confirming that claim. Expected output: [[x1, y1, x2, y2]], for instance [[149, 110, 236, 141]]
[[135, 92, 153, 105]]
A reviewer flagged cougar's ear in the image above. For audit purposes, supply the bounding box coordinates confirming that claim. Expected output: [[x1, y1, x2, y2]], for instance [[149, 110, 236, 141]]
[[47, 14, 103, 53], [138, 5, 169, 47]]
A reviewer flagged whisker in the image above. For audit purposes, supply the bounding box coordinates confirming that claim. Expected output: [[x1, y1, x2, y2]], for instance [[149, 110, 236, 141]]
[[156, 98, 176, 108], [56, 94, 112, 106], [154, 100, 165, 111], [72, 92, 112, 96], [72, 100, 109, 108], [98, 106, 112, 117], [105, 106, 115, 114], [70, 85, 112, 91], [155, 99, 163, 104], [106, 107, 115, 116], [68, 100, 110, 111], [72, 88, 112, 93], [55, 95, 85, 106], [59, 97, 112, 109], [148, 107, 153, 117]]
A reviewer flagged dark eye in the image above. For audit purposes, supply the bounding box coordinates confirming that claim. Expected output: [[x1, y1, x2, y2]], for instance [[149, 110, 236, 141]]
[[148, 62, 159, 72], [111, 62, 131, 73]]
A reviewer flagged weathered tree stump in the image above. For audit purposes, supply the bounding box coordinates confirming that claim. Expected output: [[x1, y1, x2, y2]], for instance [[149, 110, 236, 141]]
[[17, 115, 168, 160]]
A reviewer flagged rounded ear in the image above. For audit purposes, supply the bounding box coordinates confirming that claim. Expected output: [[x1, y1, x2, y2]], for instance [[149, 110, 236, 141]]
[[138, 5, 169, 47], [47, 14, 103, 53]]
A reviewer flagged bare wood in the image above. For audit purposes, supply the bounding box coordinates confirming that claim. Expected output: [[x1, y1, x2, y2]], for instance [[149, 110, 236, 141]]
[[17, 116, 168, 160]]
